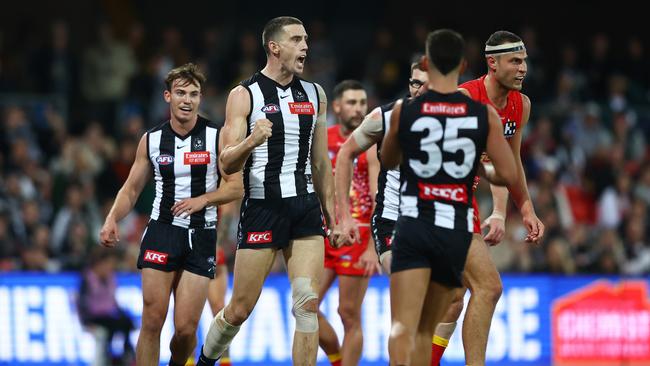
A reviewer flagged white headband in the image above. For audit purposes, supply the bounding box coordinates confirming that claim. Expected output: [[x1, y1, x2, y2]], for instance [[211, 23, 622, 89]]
[[484, 41, 526, 56]]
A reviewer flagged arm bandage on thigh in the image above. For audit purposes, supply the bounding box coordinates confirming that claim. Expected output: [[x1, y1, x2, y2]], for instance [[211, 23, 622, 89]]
[[291, 277, 319, 333]]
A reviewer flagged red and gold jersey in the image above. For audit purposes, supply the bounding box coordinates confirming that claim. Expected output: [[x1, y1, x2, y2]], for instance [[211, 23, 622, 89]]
[[327, 124, 372, 223], [461, 75, 525, 193], [460, 75, 524, 140]]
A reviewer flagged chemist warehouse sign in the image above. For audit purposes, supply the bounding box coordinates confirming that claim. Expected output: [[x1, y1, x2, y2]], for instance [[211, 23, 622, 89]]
[[0, 274, 649, 366]]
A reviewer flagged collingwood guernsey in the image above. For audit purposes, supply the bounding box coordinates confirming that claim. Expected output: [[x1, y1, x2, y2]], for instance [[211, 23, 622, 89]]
[[240, 71, 319, 199], [147, 116, 220, 228]]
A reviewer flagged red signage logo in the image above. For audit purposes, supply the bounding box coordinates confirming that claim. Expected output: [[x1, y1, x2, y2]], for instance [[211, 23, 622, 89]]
[[247, 231, 273, 244], [289, 102, 315, 115], [417, 183, 468, 203], [184, 151, 210, 165], [552, 281, 650, 365], [143, 250, 169, 264], [421, 102, 467, 116]]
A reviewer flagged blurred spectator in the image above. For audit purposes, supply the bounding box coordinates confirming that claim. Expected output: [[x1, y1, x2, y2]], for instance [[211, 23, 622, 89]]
[[30, 20, 78, 99], [0, 213, 16, 270], [50, 182, 100, 255], [81, 23, 137, 135], [78, 247, 135, 364], [622, 217, 650, 275]]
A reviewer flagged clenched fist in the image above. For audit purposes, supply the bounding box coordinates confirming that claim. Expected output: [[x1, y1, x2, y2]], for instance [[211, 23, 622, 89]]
[[99, 218, 120, 247], [248, 119, 273, 147]]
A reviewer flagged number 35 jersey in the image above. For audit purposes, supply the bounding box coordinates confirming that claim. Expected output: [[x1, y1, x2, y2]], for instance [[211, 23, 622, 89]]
[[397, 90, 488, 232]]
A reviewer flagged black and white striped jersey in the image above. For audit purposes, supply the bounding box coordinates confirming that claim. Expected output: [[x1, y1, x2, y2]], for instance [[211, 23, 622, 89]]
[[397, 90, 488, 232], [240, 72, 319, 200], [147, 116, 220, 229], [374, 101, 401, 221]]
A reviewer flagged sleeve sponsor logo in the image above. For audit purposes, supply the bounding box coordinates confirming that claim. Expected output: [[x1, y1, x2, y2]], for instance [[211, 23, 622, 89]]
[[417, 183, 468, 203], [504, 121, 517, 138], [289, 102, 315, 115], [155, 154, 174, 165], [552, 281, 650, 364], [246, 231, 273, 244], [143, 250, 169, 264], [421, 102, 467, 116], [184, 151, 210, 165]]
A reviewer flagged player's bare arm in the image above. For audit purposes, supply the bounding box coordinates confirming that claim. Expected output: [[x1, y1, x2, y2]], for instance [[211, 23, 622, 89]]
[[311, 84, 338, 244], [357, 143, 381, 275], [380, 100, 403, 169], [482, 105, 517, 187], [335, 107, 383, 242], [508, 94, 545, 242], [100, 134, 152, 247], [219, 86, 271, 174], [171, 164, 244, 217]]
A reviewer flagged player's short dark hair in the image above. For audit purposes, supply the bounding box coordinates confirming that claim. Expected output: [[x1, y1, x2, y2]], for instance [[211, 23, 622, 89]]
[[332, 80, 365, 100], [262, 16, 303, 55], [425, 29, 465, 75], [165, 63, 206, 91], [485, 30, 522, 47], [410, 53, 425, 73]]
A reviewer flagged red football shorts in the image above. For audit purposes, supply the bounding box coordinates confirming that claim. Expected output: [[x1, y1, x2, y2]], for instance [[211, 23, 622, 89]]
[[324, 225, 371, 276]]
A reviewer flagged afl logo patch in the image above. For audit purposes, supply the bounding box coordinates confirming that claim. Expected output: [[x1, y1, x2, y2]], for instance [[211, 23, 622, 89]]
[[156, 154, 174, 165], [261, 103, 281, 114]]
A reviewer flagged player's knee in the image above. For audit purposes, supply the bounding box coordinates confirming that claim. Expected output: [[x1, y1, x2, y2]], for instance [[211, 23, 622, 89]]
[[447, 294, 465, 320], [474, 279, 502, 305], [174, 319, 198, 339], [338, 304, 361, 329], [173, 322, 198, 340], [227, 302, 254, 325], [291, 277, 319, 333], [140, 303, 167, 333], [389, 322, 413, 345]]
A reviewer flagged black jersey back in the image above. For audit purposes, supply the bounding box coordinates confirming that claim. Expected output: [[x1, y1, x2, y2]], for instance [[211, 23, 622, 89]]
[[397, 90, 488, 232]]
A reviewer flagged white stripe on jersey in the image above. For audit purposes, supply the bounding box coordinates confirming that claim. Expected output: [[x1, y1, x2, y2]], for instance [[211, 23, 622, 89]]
[[172, 140, 192, 227], [279, 88, 298, 197], [400, 195, 418, 219], [381, 108, 400, 220], [204, 126, 219, 217], [434, 202, 455, 229], [149, 130, 163, 222], [467, 207, 474, 232], [247, 83, 269, 198], [300, 79, 318, 194]]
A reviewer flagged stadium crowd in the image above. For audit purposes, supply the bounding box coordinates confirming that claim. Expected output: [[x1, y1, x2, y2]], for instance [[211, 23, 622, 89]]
[[1, 20, 649, 276]]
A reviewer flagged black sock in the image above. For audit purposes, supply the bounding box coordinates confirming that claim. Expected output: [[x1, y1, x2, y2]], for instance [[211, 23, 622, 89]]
[[168, 359, 185, 366], [195, 346, 219, 366]]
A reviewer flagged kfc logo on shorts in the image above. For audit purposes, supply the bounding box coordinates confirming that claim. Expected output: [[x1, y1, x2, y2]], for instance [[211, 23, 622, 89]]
[[418, 183, 468, 203], [261, 103, 281, 114], [144, 250, 168, 264], [246, 231, 273, 244], [385, 236, 393, 247], [155, 155, 174, 165]]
